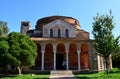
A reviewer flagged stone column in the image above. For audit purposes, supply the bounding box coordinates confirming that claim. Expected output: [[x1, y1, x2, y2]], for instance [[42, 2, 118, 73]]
[[41, 43, 45, 70], [77, 51, 81, 70], [66, 50, 69, 70], [65, 43, 69, 70], [77, 43, 81, 71], [41, 50, 45, 70], [53, 52, 56, 70]]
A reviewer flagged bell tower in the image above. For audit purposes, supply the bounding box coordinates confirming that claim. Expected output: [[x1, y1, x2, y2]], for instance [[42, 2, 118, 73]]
[[20, 21, 31, 34]]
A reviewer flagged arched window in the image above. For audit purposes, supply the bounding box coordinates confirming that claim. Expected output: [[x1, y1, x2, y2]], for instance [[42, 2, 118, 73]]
[[50, 29, 53, 37], [65, 29, 69, 37], [58, 29, 61, 38]]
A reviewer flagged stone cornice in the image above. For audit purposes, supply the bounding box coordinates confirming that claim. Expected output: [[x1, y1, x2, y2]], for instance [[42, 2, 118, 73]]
[[31, 37, 95, 42]]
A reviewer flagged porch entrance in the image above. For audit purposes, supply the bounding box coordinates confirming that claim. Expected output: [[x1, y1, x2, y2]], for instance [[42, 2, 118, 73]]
[[56, 54, 64, 70]]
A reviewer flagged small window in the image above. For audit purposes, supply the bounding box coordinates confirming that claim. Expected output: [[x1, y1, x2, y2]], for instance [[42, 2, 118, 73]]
[[22, 22, 28, 26], [50, 29, 53, 37], [58, 29, 61, 38], [65, 29, 69, 37]]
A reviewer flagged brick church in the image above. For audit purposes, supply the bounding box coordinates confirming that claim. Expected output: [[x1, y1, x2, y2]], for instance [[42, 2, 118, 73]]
[[20, 15, 112, 71]]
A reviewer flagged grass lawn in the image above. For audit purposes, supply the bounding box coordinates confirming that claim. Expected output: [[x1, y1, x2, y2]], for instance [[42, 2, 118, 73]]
[[0, 68, 120, 79], [75, 68, 120, 79], [0, 74, 49, 79]]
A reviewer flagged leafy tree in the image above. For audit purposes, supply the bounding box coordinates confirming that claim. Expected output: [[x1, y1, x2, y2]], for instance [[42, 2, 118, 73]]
[[0, 38, 9, 66], [112, 46, 120, 68], [0, 21, 9, 36], [92, 12, 120, 78], [7, 32, 37, 74], [0, 32, 37, 74], [0, 37, 13, 73]]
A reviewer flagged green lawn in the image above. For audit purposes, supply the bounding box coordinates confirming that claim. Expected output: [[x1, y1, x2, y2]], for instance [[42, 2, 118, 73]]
[[75, 68, 120, 79], [0, 74, 49, 79], [0, 68, 120, 79]]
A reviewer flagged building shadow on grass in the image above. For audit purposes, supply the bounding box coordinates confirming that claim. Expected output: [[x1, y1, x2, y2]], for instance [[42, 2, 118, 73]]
[[76, 76, 100, 79], [0, 74, 18, 78], [49, 76, 78, 79]]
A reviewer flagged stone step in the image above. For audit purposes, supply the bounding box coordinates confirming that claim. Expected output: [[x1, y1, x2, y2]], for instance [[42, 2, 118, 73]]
[[51, 70, 72, 75], [49, 70, 77, 79]]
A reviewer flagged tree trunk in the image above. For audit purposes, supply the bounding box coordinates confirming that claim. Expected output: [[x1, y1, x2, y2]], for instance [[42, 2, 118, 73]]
[[17, 66, 23, 75], [105, 57, 110, 79]]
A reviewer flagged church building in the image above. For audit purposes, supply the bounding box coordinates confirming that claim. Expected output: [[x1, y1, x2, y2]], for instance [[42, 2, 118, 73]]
[[20, 15, 112, 71]]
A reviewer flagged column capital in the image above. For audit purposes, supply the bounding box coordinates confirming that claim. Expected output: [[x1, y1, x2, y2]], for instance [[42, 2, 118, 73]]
[[41, 42, 46, 50], [77, 51, 80, 55], [77, 50, 81, 54], [65, 43, 69, 50], [77, 43, 81, 50], [41, 50, 45, 54], [53, 44, 57, 53]]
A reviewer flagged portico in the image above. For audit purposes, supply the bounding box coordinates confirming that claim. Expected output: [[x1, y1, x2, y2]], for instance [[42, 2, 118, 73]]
[[32, 38, 92, 70]]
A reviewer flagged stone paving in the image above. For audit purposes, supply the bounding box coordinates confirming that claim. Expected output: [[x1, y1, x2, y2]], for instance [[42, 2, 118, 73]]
[[49, 70, 77, 79]]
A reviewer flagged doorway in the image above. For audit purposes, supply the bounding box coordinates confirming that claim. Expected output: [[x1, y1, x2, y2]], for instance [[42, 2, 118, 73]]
[[56, 54, 64, 70]]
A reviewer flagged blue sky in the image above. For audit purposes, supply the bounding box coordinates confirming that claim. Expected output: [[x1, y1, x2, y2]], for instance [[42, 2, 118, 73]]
[[0, 0, 120, 39]]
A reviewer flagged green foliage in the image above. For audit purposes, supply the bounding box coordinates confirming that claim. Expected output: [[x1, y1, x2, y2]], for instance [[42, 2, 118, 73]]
[[0, 21, 9, 36], [92, 12, 120, 58], [0, 74, 49, 79], [109, 67, 120, 73], [92, 12, 120, 78], [92, 13, 118, 58], [0, 38, 9, 65], [0, 32, 37, 74], [0, 41, 9, 54], [8, 32, 37, 66], [112, 46, 120, 68], [75, 68, 120, 79]]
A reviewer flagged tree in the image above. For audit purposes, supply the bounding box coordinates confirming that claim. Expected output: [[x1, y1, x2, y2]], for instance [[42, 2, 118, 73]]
[[0, 32, 37, 74], [7, 32, 37, 74], [92, 12, 120, 78], [0, 21, 9, 36], [0, 37, 9, 72]]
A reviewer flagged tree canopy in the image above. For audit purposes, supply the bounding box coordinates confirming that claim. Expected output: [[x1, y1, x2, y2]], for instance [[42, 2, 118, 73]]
[[92, 13, 120, 58], [0, 38, 9, 65], [0, 32, 37, 74], [0, 21, 9, 36]]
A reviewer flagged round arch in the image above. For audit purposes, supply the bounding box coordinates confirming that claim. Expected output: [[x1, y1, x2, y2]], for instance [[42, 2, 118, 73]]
[[44, 43, 53, 70], [80, 43, 89, 69], [69, 43, 78, 70], [57, 43, 66, 54]]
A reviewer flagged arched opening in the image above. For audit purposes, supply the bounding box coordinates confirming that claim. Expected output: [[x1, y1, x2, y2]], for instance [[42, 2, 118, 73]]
[[80, 43, 89, 69], [44, 43, 53, 70], [69, 43, 77, 70], [58, 29, 61, 38], [35, 43, 42, 70], [65, 29, 69, 37], [50, 29, 53, 37], [56, 43, 66, 70]]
